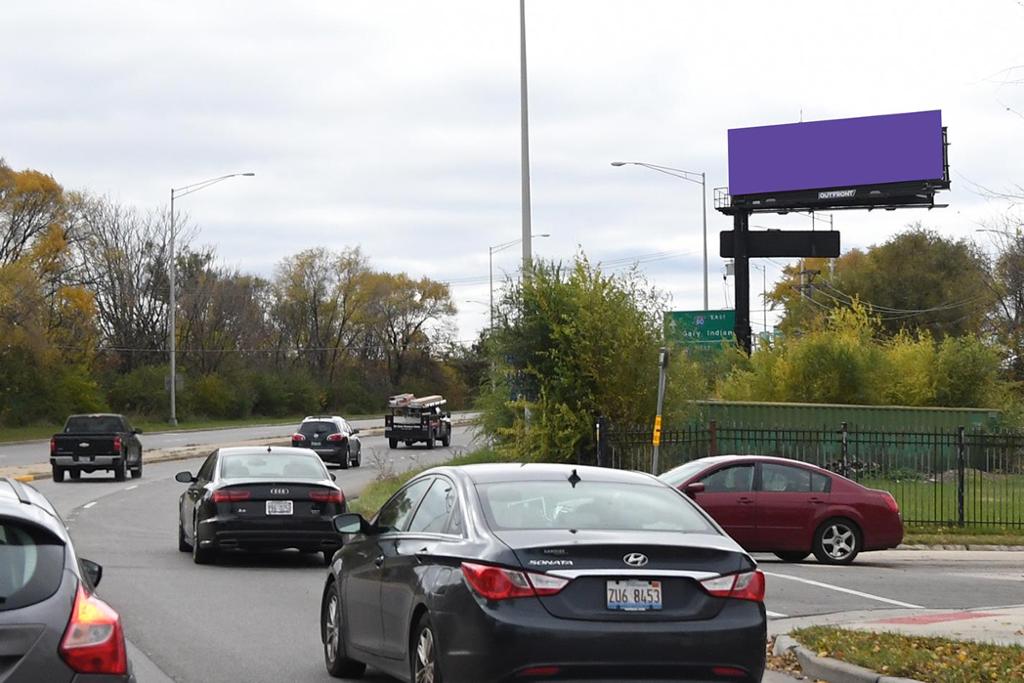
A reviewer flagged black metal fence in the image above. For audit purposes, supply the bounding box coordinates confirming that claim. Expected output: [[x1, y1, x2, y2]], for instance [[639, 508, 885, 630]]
[[597, 421, 1024, 529]]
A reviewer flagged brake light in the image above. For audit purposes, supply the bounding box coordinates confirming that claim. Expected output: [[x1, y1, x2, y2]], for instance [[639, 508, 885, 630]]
[[460, 562, 569, 600], [517, 666, 562, 678], [326, 433, 346, 442], [699, 570, 765, 602], [59, 585, 127, 675], [112, 436, 122, 452], [711, 666, 748, 679], [212, 489, 252, 503], [310, 489, 345, 505], [50, 438, 57, 455], [291, 433, 306, 442]]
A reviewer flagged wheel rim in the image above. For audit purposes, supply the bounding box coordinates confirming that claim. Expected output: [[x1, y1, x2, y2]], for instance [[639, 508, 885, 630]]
[[415, 627, 436, 683], [324, 591, 339, 664], [821, 523, 856, 560]]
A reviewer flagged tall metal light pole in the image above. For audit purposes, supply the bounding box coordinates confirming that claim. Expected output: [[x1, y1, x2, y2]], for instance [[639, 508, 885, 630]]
[[489, 233, 550, 329], [611, 161, 708, 310], [168, 172, 254, 425], [520, 0, 533, 278]]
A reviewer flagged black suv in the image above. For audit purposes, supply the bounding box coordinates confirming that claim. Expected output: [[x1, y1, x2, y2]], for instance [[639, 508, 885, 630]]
[[0, 477, 135, 682], [291, 416, 362, 469]]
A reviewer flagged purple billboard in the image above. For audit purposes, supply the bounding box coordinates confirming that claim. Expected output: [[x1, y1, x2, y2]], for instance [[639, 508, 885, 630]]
[[728, 110, 945, 197]]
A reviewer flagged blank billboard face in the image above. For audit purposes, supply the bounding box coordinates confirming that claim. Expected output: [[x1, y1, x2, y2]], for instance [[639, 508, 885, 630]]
[[728, 110, 944, 197]]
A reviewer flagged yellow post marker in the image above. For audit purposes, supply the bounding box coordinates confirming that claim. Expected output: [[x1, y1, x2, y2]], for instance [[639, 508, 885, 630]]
[[652, 414, 663, 447]]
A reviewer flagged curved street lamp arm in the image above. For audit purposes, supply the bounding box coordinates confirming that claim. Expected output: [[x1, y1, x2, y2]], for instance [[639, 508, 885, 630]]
[[172, 173, 255, 199]]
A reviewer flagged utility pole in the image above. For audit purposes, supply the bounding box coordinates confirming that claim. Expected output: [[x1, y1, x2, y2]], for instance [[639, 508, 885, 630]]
[[652, 347, 669, 475]]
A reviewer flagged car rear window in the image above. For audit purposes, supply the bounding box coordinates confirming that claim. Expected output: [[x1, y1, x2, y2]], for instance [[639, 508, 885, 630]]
[[219, 453, 327, 480], [476, 481, 716, 533], [0, 519, 65, 612], [64, 416, 124, 433], [299, 421, 338, 437]]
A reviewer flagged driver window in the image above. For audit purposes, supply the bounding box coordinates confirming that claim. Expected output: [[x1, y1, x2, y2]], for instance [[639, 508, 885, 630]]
[[700, 464, 754, 493], [376, 478, 433, 533], [197, 452, 218, 482]]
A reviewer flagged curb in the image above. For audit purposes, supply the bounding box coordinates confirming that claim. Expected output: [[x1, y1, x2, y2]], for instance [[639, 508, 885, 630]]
[[774, 635, 922, 683], [897, 543, 1024, 551]]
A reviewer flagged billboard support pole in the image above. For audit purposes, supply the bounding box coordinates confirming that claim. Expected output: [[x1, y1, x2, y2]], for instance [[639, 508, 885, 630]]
[[733, 211, 752, 355]]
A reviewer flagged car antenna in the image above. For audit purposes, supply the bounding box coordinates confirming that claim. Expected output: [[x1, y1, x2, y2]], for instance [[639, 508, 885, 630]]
[[568, 469, 581, 488], [266, 445, 272, 453]]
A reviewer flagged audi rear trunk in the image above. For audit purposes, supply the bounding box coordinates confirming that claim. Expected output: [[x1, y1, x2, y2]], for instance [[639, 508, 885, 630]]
[[202, 479, 345, 553], [437, 529, 767, 682]]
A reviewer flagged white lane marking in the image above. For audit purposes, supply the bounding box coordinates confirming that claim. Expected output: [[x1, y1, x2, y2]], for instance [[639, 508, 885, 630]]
[[764, 571, 924, 609], [126, 485, 138, 490], [83, 501, 97, 509], [766, 610, 788, 618]]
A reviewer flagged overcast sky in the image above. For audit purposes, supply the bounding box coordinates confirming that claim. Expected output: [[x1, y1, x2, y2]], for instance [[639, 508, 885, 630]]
[[3, 1, 1024, 340]]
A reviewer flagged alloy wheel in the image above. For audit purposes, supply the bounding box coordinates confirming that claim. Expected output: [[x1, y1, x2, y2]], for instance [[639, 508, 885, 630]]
[[324, 591, 339, 665], [821, 522, 856, 560], [415, 626, 436, 683]]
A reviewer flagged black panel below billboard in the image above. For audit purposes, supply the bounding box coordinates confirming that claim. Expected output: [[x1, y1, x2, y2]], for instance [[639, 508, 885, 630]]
[[720, 230, 840, 258], [718, 179, 950, 215]]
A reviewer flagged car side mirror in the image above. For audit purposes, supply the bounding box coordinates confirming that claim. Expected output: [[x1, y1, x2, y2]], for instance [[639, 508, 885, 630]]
[[334, 513, 375, 535], [81, 558, 103, 588], [330, 473, 337, 481], [175, 471, 196, 484], [352, 428, 360, 434], [133, 429, 144, 435], [684, 482, 706, 497]]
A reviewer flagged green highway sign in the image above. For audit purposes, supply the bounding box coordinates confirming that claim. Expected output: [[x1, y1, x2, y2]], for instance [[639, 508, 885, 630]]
[[664, 310, 735, 345]]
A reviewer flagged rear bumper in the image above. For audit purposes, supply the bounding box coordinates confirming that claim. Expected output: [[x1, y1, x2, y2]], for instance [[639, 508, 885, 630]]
[[51, 455, 120, 468], [432, 593, 766, 683], [865, 514, 904, 550], [199, 517, 341, 551]]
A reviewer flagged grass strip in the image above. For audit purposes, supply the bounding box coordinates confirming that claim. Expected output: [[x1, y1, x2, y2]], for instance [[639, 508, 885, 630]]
[[351, 447, 505, 516], [791, 626, 1024, 683]]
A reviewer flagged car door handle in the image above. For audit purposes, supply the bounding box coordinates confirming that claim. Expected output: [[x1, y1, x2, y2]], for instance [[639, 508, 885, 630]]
[[738, 497, 754, 505], [809, 497, 826, 505], [374, 554, 385, 568]]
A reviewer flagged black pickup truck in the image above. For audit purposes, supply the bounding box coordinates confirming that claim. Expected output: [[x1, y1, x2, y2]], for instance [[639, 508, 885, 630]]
[[50, 413, 144, 482]]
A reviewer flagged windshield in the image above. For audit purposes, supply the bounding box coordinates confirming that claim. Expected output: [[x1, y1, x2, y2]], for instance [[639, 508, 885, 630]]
[[64, 416, 125, 434], [659, 460, 713, 487], [476, 481, 716, 533], [298, 421, 338, 437], [219, 453, 327, 480], [0, 519, 65, 611]]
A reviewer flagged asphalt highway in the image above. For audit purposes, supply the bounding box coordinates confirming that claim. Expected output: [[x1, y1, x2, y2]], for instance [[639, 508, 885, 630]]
[[0, 417, 388, 469], [23, 426, 1023, 683]]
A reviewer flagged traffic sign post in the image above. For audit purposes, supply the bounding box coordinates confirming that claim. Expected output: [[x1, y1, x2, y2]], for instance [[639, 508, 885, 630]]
[[652, 347, 669, 475]]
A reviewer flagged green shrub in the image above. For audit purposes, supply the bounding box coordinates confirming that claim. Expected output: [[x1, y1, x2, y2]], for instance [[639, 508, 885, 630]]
[[106, 365, 169, 417]]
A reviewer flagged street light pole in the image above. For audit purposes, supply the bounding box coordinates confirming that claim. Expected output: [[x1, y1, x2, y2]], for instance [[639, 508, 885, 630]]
[[520, 0, 533, 279], [167, 172, 254, 425], [611, 161, 709, 310]]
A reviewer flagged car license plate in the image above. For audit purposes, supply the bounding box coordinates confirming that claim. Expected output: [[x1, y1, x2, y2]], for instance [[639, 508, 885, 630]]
[[266, 500, 293, 515], [606, 580, 662, 611], [311, 441, 321, 446]]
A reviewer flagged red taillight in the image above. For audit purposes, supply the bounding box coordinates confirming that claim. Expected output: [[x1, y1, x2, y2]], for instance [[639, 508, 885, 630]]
[[310, 489, 345, 505], [699, 570, 765, 602], [212, 489, 252, 503], [59, 585, 127, 675], [460, 562, 569, 601], [517, 666, 562, 678], [291, 433, 306, 442], [50, 438, 57, 455], [711, 666, 748, 679], [326, 433, 346, 442], [112, 436, 122, 452]]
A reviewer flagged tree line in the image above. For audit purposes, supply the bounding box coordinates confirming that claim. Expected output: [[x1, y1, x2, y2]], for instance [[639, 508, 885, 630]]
[[0, 159, 482, 427]]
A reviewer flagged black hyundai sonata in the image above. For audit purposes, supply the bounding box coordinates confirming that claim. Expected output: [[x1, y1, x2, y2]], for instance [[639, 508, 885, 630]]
[[320, 463, 766, 683], [176, 446, 346, 565]]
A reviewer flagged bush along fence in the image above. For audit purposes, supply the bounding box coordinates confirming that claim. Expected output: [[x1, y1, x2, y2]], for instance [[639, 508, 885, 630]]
[[595, 420, 1024, 529]]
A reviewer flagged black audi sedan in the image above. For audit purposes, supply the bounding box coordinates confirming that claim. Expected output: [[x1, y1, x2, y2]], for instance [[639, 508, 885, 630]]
[[176, 446, 347, 565], [320, 463, 766, 683]]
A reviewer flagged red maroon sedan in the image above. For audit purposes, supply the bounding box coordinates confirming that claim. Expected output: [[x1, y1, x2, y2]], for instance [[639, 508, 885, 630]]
[[660, 455, 903, 564]]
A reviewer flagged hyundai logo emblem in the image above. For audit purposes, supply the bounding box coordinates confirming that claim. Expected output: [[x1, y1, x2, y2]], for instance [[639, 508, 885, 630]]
[[270, 488, 290, 495], [623, 552, 649, 567], [79, 442, 90, 448]]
